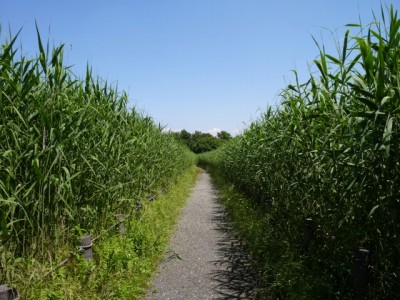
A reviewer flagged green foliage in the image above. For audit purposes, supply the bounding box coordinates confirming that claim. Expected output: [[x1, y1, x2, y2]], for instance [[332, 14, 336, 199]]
[[173, 129, 232, 153], [217, 130, 232, 140], [15, 167, 198, 299], [0, 25, 195, 287], [200, 5, 400, 298], [190, 131, 220, 153]]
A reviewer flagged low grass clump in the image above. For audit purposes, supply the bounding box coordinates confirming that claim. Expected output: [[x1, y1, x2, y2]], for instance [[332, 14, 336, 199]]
[[200, 4, 400, 299]]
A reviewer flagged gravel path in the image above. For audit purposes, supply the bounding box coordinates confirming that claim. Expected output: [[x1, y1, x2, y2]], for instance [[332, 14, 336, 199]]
[[145, 171, 259, 300]]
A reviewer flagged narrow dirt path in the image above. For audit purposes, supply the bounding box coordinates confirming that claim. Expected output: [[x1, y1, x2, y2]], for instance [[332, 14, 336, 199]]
[[145, 171, 259, 300]]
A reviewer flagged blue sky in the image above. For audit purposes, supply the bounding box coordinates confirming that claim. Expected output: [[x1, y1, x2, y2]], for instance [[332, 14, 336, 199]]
[[0, 1, 393, 135]]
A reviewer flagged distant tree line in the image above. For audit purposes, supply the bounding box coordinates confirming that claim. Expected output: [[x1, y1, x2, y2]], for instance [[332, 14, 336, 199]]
[[171, 130, 232, 153]]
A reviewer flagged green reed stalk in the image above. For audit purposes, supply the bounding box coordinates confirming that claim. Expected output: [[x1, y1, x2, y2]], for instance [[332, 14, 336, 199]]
[[0, 25, 195, 282], [202, 4, 400, 298]]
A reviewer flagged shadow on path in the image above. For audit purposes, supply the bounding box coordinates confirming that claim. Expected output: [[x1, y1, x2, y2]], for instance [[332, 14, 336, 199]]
[[209, 204, 263, 299]]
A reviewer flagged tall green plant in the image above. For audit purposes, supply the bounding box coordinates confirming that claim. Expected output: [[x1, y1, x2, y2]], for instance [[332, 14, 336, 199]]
[[203, 4, 400, 298], [0, 25, 195, 281]]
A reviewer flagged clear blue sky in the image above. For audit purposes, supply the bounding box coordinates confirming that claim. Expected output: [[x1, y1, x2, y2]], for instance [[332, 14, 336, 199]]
[[0, 1, 393, 135]]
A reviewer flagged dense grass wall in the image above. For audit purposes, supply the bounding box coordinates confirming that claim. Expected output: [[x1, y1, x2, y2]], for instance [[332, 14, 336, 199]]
[[0, 27, 195, 266], [200, 5, 400, 298]]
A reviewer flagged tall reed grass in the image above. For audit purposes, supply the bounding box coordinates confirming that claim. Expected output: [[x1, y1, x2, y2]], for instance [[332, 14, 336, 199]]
[[201, 5, 400, 298], [0, 25, 194, 278]]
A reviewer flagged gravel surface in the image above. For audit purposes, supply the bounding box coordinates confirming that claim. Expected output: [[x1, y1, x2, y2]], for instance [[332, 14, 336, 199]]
[[145, 171, 259, 300]]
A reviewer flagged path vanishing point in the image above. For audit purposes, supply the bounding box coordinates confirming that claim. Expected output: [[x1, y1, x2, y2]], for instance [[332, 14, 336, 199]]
[[145, 171, 260, 300]]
